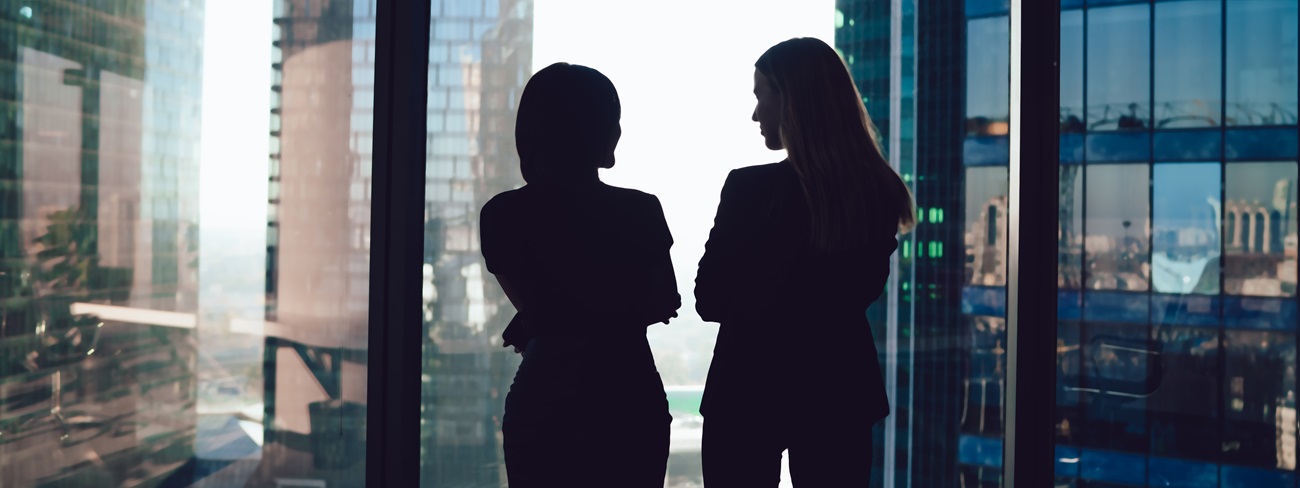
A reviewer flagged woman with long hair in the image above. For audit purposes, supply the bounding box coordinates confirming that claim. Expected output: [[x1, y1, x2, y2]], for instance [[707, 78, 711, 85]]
[[695, 38, 915, 486], [480, 63, 679, 487]]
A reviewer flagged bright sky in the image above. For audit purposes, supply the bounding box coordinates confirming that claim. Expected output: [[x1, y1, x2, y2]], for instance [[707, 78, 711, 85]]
[[198, 0, 272, 321]]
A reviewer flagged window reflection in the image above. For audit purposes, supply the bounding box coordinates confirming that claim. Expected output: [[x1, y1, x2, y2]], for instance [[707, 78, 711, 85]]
[[966, 17, 1009, 137], [1154, 0, 1221, 128], [1076, 322, 1150, 453], [1061, 165, 1084, 289], [0, 0, 373, 485], [1088, 4, 1151, 131], [1149, 325, 1219, 461], [1152, 163, 1220, 295], [1223, 330, 1297, 470], [419, 1, 533, 486], [963, 316, 1006, 438], [1056, 321, 1083, 446], [1085, 165, 1150, 291], [1226, 0, 1299, 126], [1225, 162, 1298, 297], [965, 167, 1009, 287], [1061, 10, 1084, 133]]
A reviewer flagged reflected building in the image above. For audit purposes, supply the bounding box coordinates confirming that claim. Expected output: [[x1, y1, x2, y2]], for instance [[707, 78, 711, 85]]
[[257, 0, 371, 484], [966, 195, 1007, 286], [845, 0, 1300, 485], [420, 1, 533, 486], [0, 0, 204, 486], [1225, 193, 1300, 297]]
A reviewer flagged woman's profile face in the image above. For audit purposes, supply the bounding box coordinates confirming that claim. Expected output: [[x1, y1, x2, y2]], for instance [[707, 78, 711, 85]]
[[752, 69, 783, 151]]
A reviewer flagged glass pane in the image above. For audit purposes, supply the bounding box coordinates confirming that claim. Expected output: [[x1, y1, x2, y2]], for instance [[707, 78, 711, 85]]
[[1151, 163, 1221, 295], [1225, 162, 1298, 297], [967, 17, 1010, 136], [1226, 0, 1299, 127], [449, 1, 1002, 486], [966, 167, 1010, 287], [1088, 4, 1151, 131], [428, 1, 901, 486], [1061, 165, 1084, 290], [1061, 9, 1084, 134], [1058, 2, 1300, 486], [1086, 164, 1151, 292], [1, 0, 372, 485], [1154, 0, 1222, 128], [420, 0, 531, 486]]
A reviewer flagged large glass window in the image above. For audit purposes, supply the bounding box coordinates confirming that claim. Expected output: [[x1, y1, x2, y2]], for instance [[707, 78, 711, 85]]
[[419, 1, 851, 486], [1, 0, 372, 486], [419, 1, 530, 486], [22, 1, 1299, 487], [1058, 1, 1300, 485]]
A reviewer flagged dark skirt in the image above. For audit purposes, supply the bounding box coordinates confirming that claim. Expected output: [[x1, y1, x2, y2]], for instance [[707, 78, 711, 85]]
[[502, 334, 671, 488]]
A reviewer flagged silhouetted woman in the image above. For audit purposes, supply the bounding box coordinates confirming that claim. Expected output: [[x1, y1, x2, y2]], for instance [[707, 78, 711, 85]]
[[695, 38, 915, 486], [480, 63, 679, 488]]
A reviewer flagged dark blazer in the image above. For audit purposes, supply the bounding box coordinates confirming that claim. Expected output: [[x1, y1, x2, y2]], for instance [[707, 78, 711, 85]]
[[481, 182, 681, 348], [695, 161, 895, 423]]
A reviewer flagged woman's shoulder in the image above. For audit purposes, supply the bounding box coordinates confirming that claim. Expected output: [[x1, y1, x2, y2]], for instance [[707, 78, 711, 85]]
[[481, 187, 530, 220], [597, 183, 663, 208], [727, 160, 794, 185]]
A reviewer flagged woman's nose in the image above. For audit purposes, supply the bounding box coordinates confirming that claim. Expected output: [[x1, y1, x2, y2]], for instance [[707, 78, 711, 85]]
[[752, 108, 758, 122]]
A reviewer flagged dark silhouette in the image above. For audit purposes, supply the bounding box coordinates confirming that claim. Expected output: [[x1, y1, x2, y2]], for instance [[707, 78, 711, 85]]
[[480, 63, 679, 488], [696, 38, 915, 487]]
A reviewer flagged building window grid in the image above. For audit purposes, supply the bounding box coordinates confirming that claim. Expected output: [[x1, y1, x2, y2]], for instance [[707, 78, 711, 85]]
[[956, 0, 1300, 484]]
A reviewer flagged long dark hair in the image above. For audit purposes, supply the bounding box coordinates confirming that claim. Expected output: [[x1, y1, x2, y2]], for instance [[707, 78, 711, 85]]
[[515, 63, 621, 185], [756, 38, 915, 250]]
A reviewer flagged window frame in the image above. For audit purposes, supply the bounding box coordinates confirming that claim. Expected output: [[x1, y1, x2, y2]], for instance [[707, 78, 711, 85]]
[[359, 0, 1065, 484], [366, 0, 432, 486]]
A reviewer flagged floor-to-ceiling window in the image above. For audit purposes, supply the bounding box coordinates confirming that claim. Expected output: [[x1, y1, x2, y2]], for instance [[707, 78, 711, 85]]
[[1051, 1, 1299, 487], [0, 0, 374, 485]]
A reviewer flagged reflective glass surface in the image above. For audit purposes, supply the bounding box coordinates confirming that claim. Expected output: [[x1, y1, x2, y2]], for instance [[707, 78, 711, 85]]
[[1087, 4, 1151, 131], [1, 0, 372, 485], [1056, 1, 1300, 485], [1226, 0, 1299, 127], [1154, 0, 1221, 129], [1086, 164, 1151, 292]]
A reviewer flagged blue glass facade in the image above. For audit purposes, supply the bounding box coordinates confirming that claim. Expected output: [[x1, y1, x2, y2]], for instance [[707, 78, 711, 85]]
[[841, 0, 1299, 486]]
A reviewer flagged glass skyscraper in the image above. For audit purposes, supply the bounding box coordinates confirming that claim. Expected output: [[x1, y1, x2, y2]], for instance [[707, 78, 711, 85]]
[[1, 0, 205, 485], [838, 0, 1300, 486]]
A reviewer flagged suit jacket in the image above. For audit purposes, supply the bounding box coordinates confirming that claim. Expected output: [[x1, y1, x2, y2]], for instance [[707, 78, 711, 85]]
[[481, 182, 680, 348], [695, 161, 895, 423]]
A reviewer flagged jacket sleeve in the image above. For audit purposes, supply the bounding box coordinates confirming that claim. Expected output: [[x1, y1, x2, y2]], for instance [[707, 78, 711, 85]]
[[694, 171, 746, 323], [637, 195, 681, 325]]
